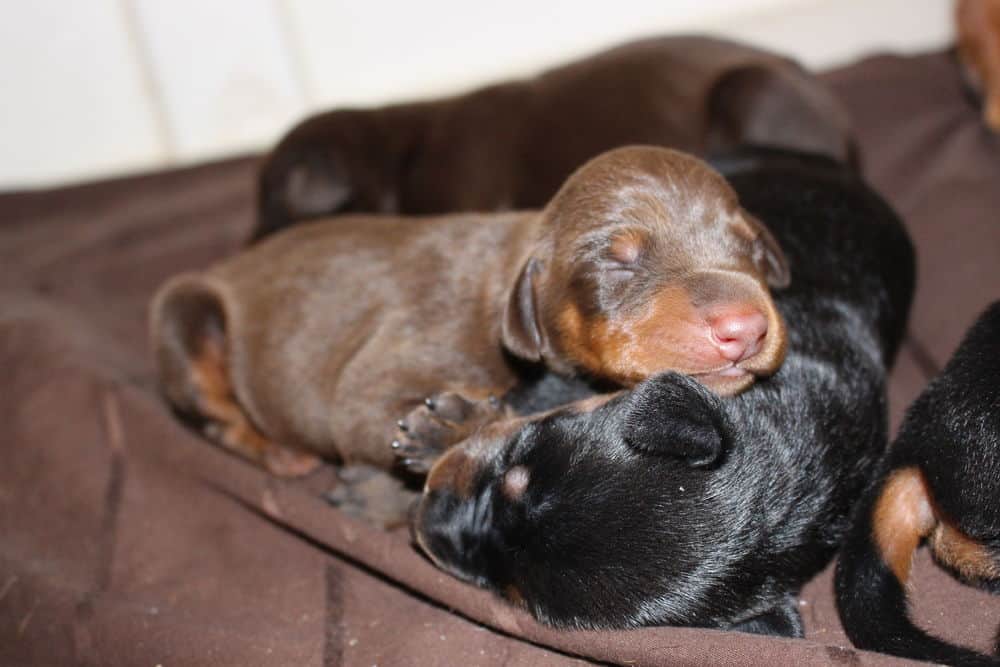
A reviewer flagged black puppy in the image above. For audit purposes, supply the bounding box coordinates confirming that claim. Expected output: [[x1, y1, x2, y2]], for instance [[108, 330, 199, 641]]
[[399, 150, 915, 635], [836, 302, 1000, 666]]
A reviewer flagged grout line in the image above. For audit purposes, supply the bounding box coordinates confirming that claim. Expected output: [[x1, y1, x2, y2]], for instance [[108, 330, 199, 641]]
[[116, 0, 177, 164], [273, 0, 316, 111]]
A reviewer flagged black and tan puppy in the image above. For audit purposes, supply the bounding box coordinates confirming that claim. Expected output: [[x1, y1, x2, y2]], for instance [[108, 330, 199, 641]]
[[255, 35, 855, 239], [836, 302, 1000, 666], [151, 147, 788, 484], [405, 149, 915, 635]]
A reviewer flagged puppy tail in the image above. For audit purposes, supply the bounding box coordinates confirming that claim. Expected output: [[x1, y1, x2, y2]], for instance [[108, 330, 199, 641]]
[[835, 466, 1000, 666], [149, 273, 231, 424]]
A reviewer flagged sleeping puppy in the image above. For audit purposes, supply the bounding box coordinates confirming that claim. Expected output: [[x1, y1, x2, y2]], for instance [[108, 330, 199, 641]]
[[151, 147, 788, 485], [835, 301, 1000, 666], [254, 34, 855, 240], [957, 0, 1000, 132], [404, 149, 916, 635]]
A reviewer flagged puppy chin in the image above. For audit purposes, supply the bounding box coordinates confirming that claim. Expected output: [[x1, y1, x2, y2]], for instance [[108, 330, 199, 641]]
[[693, 367, 756, 396]]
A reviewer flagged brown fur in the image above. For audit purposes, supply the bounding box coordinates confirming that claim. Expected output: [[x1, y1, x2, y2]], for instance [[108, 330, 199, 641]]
[[873, 466, 1000, 587], [930, 520, 1000, 581], [957, 0, 1000, 131], [152, 146, 787, 480], [425, 448, 479, 499], [255, 35, 855, 239], [873, 467, 936, 583]]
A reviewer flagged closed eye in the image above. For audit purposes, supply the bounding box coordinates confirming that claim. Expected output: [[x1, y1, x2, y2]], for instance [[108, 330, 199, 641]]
[[597, 258, 637, 279], [605, 268, 636, 282]]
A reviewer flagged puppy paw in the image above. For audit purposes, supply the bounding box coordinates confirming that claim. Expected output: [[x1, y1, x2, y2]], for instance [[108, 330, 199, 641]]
[[392, 392, 504, 475], [324, 464, 417, 529]]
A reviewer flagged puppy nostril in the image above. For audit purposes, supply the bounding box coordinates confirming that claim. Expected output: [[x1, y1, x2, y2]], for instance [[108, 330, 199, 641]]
[[708, 309, 768, 362]]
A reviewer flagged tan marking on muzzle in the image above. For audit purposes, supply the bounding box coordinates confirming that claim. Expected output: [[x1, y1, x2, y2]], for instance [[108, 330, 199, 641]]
[[556, 282, 783, 394], [555, 287, 701, 387]]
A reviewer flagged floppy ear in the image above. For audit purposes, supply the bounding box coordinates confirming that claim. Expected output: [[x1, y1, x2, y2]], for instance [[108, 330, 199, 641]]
[[282, 153, 353, 217], [254, 151, 354, 241], [745, 213, 790, 288], [706, 64, 855, 165], [150, 275, 229, 416], [622, 373, 727, 467], [501, 257, 544, 362]]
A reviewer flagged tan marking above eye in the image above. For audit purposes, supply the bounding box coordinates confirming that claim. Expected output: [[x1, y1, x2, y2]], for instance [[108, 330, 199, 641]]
[[608, 229, 648, 265], [501, 465, 531, 500]]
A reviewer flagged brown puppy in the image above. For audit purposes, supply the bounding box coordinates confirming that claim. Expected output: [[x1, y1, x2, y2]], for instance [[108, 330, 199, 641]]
[[255, 35, 855, 239], [152, 146, 788, 481], [957, 0, 1000, 131]]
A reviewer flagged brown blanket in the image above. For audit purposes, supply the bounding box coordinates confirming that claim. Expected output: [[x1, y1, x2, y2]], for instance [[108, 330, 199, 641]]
[[1, 51, 998, 666]]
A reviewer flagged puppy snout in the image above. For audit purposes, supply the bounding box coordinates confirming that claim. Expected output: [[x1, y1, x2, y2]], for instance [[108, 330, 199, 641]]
[[707, 307, 768, 363]]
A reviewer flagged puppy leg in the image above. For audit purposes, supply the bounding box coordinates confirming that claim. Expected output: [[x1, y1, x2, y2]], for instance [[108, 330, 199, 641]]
[[729, 596, 803, 638], [392, 390, 510, 474], [152, 277, 321, 477]]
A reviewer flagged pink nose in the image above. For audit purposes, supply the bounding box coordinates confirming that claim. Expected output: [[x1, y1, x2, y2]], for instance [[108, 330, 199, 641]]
[[707, 308, 768, 363]]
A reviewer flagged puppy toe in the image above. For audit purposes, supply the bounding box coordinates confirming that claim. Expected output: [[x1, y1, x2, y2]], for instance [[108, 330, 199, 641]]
[[399, 405, 454, 445], [390, 430, 440, 468], [423, 391, 477, 422], [391, 392, 508, 475]]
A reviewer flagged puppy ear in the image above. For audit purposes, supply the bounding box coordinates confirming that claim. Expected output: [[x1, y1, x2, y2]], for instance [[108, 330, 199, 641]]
[[254, 151, 353, 241], [282, 154, 352, 217], [622, 373, 726, 467], [501, 257, 544, 362], [745, 214, 790, 288], [150, 275, 229, 417], [706, 64, 855, 165]]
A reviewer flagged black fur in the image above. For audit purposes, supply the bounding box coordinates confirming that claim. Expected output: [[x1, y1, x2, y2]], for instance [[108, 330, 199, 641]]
[[835, 302, 1000, 666], [411, 150, 916, 633]]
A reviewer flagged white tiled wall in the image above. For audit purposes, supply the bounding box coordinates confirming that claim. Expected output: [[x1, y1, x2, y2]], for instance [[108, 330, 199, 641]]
[[0, 1, 167, 187], [131, 0, 307, 162], [0, 0, 954, 189]]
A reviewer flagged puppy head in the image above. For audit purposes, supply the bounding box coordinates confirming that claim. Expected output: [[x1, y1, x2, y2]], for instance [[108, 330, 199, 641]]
[[255, 110, 402, 239], [502, 146, 788, 395], [412, 373, 740, 628]]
